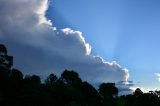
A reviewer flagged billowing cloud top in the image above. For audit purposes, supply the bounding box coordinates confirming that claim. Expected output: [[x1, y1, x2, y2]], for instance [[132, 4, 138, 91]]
[[0, 0, 129, 84]]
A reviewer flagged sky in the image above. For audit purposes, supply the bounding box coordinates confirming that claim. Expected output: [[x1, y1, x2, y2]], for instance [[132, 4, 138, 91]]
[[0, 0, 160, 94], [47, 0, 160, 90]]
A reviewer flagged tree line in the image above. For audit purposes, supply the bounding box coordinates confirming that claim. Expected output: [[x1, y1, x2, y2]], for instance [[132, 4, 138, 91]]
[[0, 44, 160, 106]]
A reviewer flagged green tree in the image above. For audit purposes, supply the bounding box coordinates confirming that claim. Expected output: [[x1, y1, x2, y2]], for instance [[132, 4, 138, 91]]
[[0, 44, 13, 69], [99, 83, 118, 98], [134, 88, 143, 97], [60, 70, 82, 86], [45, 73, 58, 86], [80, 81, 101, 106]]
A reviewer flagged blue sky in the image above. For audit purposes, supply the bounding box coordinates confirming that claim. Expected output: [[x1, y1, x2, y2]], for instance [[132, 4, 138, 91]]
[[47, 0, 160, 89]]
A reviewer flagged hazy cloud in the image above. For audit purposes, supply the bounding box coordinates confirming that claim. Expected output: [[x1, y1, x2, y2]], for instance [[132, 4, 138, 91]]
[[116, 81, 134, 95], [0, 0, 130, 84]]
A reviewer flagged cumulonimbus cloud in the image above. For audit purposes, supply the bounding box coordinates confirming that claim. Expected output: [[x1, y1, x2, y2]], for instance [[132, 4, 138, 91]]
[[0, 0, 129, 84]]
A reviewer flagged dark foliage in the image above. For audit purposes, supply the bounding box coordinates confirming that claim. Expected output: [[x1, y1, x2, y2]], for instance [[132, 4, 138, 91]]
[[0, 43, 160, 106]]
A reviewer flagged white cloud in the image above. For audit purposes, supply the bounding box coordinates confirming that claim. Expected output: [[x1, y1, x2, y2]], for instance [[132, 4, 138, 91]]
[[155, 73, 160, 82], [0, 0, 130, 84]]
